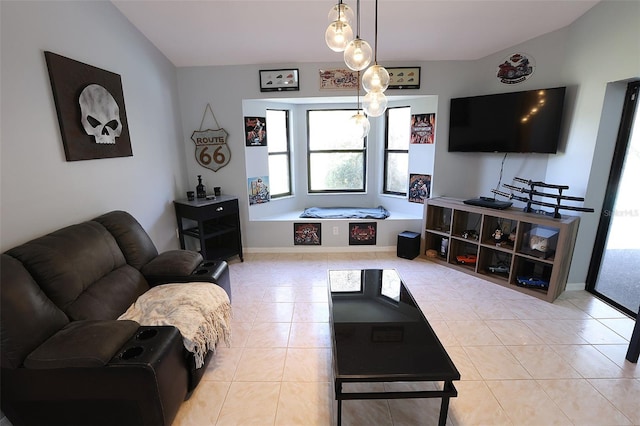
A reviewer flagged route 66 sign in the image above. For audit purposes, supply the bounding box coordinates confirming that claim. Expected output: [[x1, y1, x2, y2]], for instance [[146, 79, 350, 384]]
[[191, 128, 230, 172]]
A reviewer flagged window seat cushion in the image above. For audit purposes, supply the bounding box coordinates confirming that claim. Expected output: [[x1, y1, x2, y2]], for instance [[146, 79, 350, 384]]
[[299, 206, 390, 219]]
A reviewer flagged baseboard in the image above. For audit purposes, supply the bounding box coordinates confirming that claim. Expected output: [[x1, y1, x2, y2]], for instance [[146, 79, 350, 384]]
[[245, 246, 397, 254], [565, 282, 586, 291]]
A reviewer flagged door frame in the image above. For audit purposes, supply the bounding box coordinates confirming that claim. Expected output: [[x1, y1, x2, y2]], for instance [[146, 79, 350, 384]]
[[586, 80, 639, 317]]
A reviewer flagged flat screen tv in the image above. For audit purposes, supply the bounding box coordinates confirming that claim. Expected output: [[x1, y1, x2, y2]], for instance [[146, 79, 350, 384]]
[[448, 87, 566, 153]]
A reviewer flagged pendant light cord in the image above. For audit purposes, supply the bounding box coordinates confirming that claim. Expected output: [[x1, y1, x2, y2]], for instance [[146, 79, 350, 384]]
[[357, 71, 361, 110], [374, 0, 378, 64], [356, 0, 361, 111], [356, 0, 361, 39]]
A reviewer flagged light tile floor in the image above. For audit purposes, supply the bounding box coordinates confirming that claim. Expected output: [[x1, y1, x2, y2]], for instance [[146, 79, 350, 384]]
[[173, 252, 640, 426]]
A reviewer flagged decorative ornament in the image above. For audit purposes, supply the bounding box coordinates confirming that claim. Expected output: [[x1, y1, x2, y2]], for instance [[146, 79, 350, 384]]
[[496, 52, 535, 84], [196, 175, 206, 199], [191, 103, 230, 172]]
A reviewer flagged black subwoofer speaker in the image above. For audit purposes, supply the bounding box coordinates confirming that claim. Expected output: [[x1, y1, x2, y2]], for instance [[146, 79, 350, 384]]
[[397, 231, 421, 260]]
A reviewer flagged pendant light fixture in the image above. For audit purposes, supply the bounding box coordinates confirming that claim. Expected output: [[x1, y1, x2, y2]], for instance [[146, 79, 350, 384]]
[[362, 90, 388, 117], [325, 1, 353, 52], [343, 0, 372, 71], [325, 20, 353, 52], [362, 0, 389, 117], [349, 71, 371, 139], [328, 1, 354, 23]]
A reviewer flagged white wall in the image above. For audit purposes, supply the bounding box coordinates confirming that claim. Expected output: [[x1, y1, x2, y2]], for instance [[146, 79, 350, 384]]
[[551, 0, 640, 284], [0, 1, 187, 252]]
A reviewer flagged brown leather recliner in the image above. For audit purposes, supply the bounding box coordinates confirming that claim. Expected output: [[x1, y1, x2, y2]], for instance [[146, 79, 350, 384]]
[[1, 211, 230, 426]]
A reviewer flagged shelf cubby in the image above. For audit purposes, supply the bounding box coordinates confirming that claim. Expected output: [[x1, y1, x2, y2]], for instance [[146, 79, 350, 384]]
[[478, 247, 512, 282], [451, 210, 482, 240], [426, 205, 452, 233]]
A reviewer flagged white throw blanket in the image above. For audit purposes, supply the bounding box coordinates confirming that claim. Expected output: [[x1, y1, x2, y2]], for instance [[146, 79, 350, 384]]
[[119, 282, 231, 368]]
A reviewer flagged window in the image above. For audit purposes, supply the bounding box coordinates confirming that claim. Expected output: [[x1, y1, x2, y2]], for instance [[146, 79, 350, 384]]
[[384, 106, 410, 195], [267, 109, 292, 198], [307, 109, 366, 193]]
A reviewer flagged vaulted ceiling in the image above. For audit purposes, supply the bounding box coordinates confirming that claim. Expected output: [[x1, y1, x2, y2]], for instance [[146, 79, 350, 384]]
[[112, 0, 600, 67]]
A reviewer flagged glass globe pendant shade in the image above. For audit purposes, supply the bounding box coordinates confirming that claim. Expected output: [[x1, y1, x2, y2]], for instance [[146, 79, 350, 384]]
[[362, 65, 390, 93], [328, 3, 354, 23], [363, 90, 388, 117], [349, 111, 371, 139], [325, 20, 353, 52], [343, 38, 372, 71]]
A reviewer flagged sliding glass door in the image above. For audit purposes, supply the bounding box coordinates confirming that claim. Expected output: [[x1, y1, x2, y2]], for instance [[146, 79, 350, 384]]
[[587, 81, 640, 316]]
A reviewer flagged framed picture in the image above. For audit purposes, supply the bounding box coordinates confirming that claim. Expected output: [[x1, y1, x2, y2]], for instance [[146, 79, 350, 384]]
[[245, 116, 267, 146], [44, 51, 133, 161], [386, 67, 420, 90], [293, 223, 322, 245], [319, 68, 359, 90], [349, 222, 377, 245], [408, 173, 431, 204], [259, 69, 299, 92]]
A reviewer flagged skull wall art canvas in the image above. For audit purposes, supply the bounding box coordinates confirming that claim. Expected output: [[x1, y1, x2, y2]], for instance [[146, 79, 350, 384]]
[[45, 51, 132, 161]]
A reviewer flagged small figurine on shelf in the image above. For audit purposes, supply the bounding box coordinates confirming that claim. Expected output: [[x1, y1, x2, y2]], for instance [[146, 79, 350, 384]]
[[492, 227, 504, 245], [196, 175, 206, 199]]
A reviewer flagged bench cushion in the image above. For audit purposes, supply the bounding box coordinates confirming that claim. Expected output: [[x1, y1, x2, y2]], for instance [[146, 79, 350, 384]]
[[300, 206, 390, 219]]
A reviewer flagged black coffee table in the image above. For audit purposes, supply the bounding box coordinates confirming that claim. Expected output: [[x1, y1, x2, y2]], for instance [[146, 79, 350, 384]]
[[328, 269, 460, 426]]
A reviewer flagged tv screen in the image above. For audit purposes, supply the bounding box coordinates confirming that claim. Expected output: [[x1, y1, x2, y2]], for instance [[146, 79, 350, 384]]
[[448, 87, 566, 153]]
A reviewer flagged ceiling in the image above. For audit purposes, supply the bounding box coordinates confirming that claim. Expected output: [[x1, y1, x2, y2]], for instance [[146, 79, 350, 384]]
[[112, 0, 600, 68]]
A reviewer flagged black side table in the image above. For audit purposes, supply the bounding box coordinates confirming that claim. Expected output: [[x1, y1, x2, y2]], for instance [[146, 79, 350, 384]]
[[174, 196, 243, 262]]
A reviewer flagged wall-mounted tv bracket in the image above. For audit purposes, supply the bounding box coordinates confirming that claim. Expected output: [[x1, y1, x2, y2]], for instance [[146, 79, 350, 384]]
[[492, 177, 594, 218]]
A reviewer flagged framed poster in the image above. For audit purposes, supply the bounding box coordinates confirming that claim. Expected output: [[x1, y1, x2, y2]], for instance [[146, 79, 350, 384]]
[[259, 69, 299, 92], [293, 223, 322, 245], [44, 51, 133, 161], [245, 116, 266, 146], [408, 173, 431, 204], [319, 68, 359, 90], [349, 222, 377, 245], [386, 67, 420, 90]]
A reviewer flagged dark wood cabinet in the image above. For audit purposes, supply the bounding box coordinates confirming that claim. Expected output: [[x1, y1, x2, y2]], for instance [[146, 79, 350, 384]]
[[174, 196, 243, 262]]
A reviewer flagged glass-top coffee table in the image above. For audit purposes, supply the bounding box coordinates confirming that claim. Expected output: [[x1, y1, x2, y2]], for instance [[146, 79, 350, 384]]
[[328, 269, 460, 426]]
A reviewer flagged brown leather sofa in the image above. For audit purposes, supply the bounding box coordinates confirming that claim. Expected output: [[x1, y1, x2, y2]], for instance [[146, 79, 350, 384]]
[[1, 210, 231, 426]]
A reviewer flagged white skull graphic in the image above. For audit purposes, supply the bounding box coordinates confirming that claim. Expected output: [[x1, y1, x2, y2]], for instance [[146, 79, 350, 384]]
[[78, 84, 122, 144]]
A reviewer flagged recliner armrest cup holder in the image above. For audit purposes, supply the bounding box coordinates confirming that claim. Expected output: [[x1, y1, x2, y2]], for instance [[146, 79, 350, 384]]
[[117, 327, 160, 360], [136, 328, 158, 340], [120, 346, 144, 360], [110, 326, 182, 366], [190, 260, 225, 278], [188, 260, 231, 302]]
